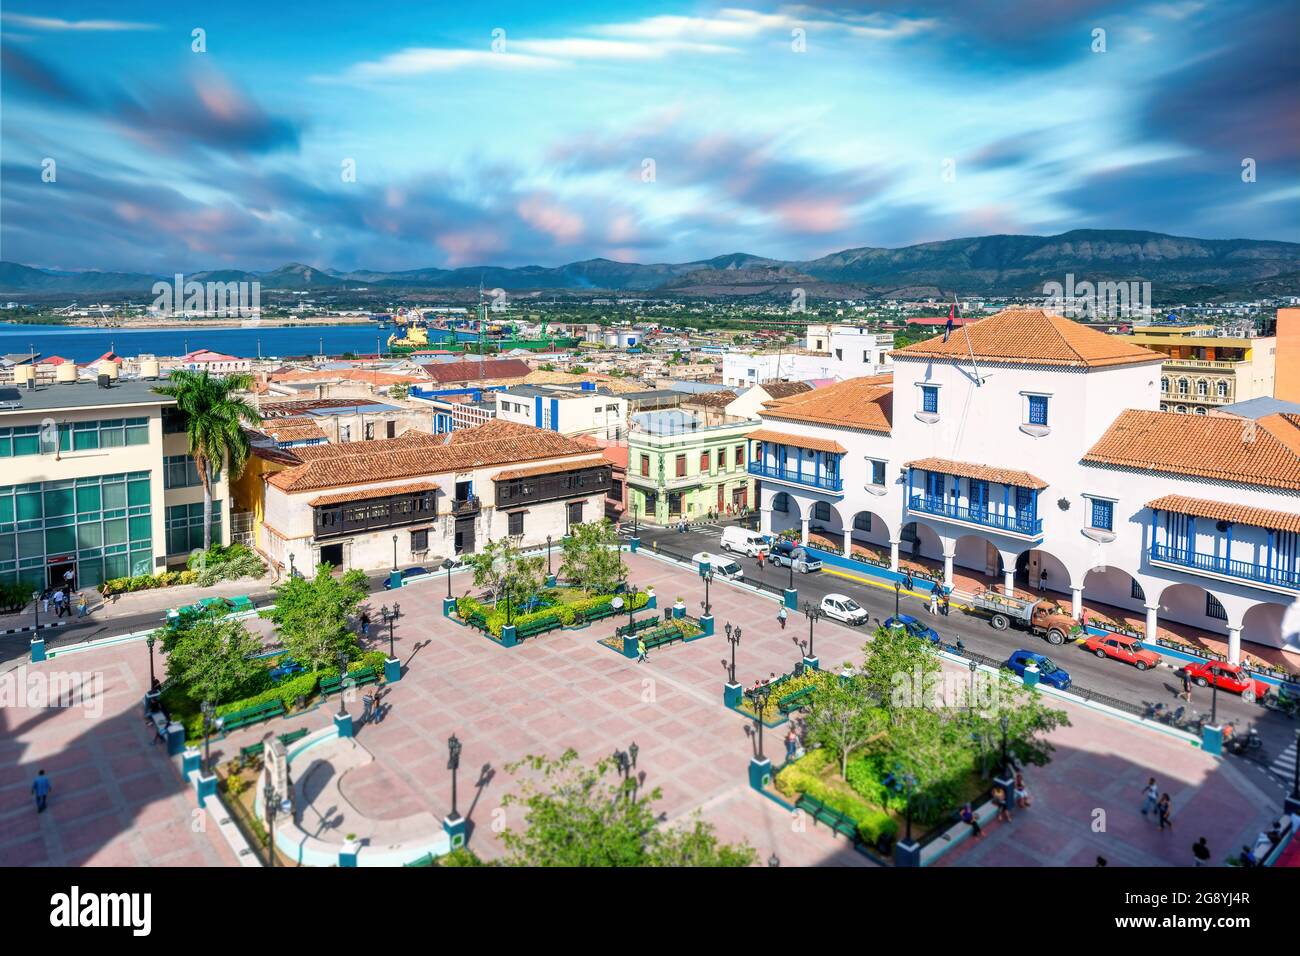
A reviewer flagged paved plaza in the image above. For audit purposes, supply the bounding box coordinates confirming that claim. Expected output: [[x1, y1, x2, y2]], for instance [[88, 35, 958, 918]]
[[0, 550, 1285, 867]]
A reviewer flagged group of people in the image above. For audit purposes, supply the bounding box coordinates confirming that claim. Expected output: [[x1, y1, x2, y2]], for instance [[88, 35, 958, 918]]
[[960, 771, 1031, 839], [926, 583, 950, 617], [40, 568, 90, 619], [1140, 776, 1175, 831]]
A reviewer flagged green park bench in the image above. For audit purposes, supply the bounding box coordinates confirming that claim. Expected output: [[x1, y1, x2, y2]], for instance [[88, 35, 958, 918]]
[[777, 686, 816, 715], [615, 617, 658, 638], [465, 611, 489, 631], [227, 595, 255, 613], [220, 699, 286, 733], [796, 794, 860, 843], [642, 627, 686, 651], [319, 667, 379, 696], [237, 727, 310, 764], [583, 603, 619, 623], [513, 615, 560, 640]]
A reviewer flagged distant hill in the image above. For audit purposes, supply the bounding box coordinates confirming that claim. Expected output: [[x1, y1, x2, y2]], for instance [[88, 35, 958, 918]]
[[4, 230, 1297, 300]]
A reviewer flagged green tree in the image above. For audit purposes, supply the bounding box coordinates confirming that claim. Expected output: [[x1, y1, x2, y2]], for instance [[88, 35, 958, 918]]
[[466, 537, 545, 612], [859, 624, 942, 717], [804, 674, 888, 780], [571, 364, 588, 374], [164, 612, 264, 706], [153, 369, 261, 549], [266, 565, 369, 670], [389, 382, 409, 399], [558, 519, 626, 593], [501, 749, 756, 867]]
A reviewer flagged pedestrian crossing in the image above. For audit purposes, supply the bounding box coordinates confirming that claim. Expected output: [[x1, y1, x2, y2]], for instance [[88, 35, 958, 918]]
[[1269, 738, 1298, 782]]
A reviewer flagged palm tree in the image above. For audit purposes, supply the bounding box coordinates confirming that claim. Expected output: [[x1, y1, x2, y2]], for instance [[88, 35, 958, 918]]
[[153, 370, 261, 550]]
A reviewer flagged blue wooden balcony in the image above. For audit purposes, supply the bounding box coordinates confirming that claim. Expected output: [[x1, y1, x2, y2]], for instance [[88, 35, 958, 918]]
[[908, 494, 1043, 537], [1148, 543, 1300, 591], [748, 461, 843, 493]]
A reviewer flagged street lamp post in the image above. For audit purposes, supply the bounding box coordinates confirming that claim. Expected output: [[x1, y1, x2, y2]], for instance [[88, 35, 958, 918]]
[[392, 534, 399, 572], [337, 651, 349, 718], [725, 623, 741, 684], [546, 535, 553, 576], [751, 684, 772, 759], [32, 589, 40, 635], [381, 604, 400, 659], [801, 601, 821, 661], [894, 580, 901, 618], [289, 553, 296, 578], [447, 734, 462, 820], [1210, 676, 1219, 727], [200, 700, 215, 775], [701, 568, 713, 617], [788, 555, 795, 592], [967, 659, 978, 717], [444, 557, 454, 598], [263, 778, 278, 868], [146, 634, 157, 687], [626, 582, 636, 630]]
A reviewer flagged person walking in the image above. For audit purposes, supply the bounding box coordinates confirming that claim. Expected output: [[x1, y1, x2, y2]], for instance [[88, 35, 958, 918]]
[[1156, 793, 1173, 831], [51, 589, 66, 618], [40, 589, 49, 615], [359, 610, 371, 640], [960, 802, 982, 838], [903, 571, 914, 592], [32, 770, 51, 813], [941, 592, 950, 617], [1140, 777, 1159, 817], [1013, 772, 1030, 808], [63, 567, 75, 591], [637, 638, 648, 663], [928, 585, 939, 615], [784, 728, 797, 762], [1192, 837, 1211, 866], [992, 783, 1011, 823], [1182, 669, 1193, 703], [777, 606, 787, 630], [76, 593, 89, 618]]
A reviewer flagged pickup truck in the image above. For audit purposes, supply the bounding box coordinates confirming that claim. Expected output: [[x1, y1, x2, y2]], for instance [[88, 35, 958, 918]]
[[967, 590, 1082, 646], [768, 539, 823, 573]]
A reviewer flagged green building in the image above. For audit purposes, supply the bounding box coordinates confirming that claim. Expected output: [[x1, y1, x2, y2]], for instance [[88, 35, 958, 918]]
[[626, 410, 756, 524]]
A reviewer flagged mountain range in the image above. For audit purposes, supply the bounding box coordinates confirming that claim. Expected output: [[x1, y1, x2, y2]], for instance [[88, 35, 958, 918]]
[[4, 230, 1298, 300]]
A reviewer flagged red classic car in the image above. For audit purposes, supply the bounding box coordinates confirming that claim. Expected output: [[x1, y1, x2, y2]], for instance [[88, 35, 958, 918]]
[[1082, 634, 1162, 671], [1182, 661, 1269, 703]]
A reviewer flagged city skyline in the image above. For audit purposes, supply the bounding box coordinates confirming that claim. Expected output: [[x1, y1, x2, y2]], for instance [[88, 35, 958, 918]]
[[2, 0, 1297, 275]]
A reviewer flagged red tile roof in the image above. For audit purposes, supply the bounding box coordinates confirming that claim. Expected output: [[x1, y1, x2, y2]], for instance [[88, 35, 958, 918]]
[[760, 375, 892, 433], [891, 308, 1162, 368], [1145, 495, 1300, 534], [493, 456, 608, 480], [748, 427, 848, 455], [905, 457, 1048, 490], [419, 358, 532, 385], [1083, 410, 1300, 491], [309, 481, 440, 508]]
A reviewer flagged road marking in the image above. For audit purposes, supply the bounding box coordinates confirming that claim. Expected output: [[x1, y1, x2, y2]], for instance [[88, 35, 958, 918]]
[[1270, 739, 1297, 781]]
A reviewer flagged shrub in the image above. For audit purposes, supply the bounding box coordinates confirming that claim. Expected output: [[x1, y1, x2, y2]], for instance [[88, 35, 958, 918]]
[[775, 750, 898, 846], [0, 581, 31, 613]]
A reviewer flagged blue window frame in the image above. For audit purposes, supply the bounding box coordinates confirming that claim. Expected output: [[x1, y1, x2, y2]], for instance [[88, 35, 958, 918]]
[[1089, 498, 1114, 531], [920, 386, 938, 414], [1027, 395, 1049, 426], [869, 459, 885, 486]]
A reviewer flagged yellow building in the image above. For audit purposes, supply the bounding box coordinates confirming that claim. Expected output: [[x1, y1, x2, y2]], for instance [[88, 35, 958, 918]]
[[1130, 324, 1276, 414]]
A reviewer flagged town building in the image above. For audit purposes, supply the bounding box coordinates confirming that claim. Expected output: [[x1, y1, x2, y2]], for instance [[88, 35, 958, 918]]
[[1276, 307, 1300, 403], [494, 383, 628, 439], [232, 419, 609, 573], [626, 409, 756, 523], [1129, 322, 1277, 414], [752, 308, 1297, 659], [0, 366, 231, 592], [722, 326, 892, 387]]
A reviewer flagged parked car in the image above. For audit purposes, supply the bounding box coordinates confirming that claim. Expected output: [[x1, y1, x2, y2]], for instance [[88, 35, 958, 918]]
[[883, 614, 940, 645], [691, 552, 744, 580], [768, 539, 823, 573], [820, 593, 868, 625], [1182, 660, 1270, 703], [720, 526, 769, 557], [1082, 634, 1162, 671], [384, 566, 431, 589], [1004, 650, 1072, 690]]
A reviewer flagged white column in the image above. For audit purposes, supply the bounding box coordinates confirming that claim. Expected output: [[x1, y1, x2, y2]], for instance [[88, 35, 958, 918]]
[[1227, 625, 1242, 665], [1071, 586, 1083, 620], [1003, 569, 1015, 597], [943, 552, 954, 588], [801, 516, 810, 543], [843, 529, 852, 557], [1144, 604, 1159, 642], [760, 509, 772, 535], [889, 540, 900, 571]]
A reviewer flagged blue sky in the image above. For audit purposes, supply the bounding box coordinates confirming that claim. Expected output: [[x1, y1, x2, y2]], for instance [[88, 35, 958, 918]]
[[2, 0, 1297, 273]]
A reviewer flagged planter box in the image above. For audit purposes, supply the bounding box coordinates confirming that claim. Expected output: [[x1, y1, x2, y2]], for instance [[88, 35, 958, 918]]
[[1090, 621, 1142, 640]]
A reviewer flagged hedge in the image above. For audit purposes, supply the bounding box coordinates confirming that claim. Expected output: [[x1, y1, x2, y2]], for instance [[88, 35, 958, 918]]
[[167, 649, 389, 740], [775, 750, 898, 847], [457, 590, 649, 637]]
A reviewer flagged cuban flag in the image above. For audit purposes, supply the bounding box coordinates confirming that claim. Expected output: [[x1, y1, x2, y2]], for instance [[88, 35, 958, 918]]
[[943, 302, 956, 342]]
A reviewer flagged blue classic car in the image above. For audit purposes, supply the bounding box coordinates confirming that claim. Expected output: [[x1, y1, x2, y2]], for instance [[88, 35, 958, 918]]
[[883, 614, 940, 645], [1004, 650, 1071, 689]]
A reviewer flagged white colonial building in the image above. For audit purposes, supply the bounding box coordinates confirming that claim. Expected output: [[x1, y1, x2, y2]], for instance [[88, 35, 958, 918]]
[[751, 308, 1299, 661]]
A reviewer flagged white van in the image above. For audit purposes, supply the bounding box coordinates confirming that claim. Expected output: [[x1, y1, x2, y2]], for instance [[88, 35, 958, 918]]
[[720, 527, 768, 557], [692, 551, 745, 581]]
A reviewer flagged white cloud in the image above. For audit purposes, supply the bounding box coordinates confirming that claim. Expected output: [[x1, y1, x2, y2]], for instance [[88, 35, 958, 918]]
[[346, 48, 561, 78], [2, 13, 159, 31]]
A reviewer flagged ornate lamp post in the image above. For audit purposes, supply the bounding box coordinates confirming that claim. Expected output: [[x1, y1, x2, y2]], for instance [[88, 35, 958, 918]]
[[967, 659, 978, 717], [801, 601, 821, 660], [701, 568, 713, 617], [337, 651, 350, 718], [894, 579, 901, 619], [263, 778, 278, 868], [546, 535, 553, 577], [625, 582, 636, 630], [725, 623, 741, 684], [1210, 674, 1220, 727], [750, 684, 773, 759], [447, 734, 463, 820], [146, 633, 157, 687], [381, 603, 400, 658], [788, 552, 795, 591], [443, 557, 454, 598], [288, 552, 296, 578], [32, 589, 40, 635], [392, 534, 399, 574], [632, 499, 639, 537], [200, 700, 215, 775]]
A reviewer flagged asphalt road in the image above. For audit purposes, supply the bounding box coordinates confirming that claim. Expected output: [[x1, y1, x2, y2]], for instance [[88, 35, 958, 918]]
[[630, 519, 1299, 797]]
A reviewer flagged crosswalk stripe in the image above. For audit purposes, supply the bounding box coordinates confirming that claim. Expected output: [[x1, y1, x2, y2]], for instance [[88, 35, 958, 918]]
[[1270, 741, 1297, 778]]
